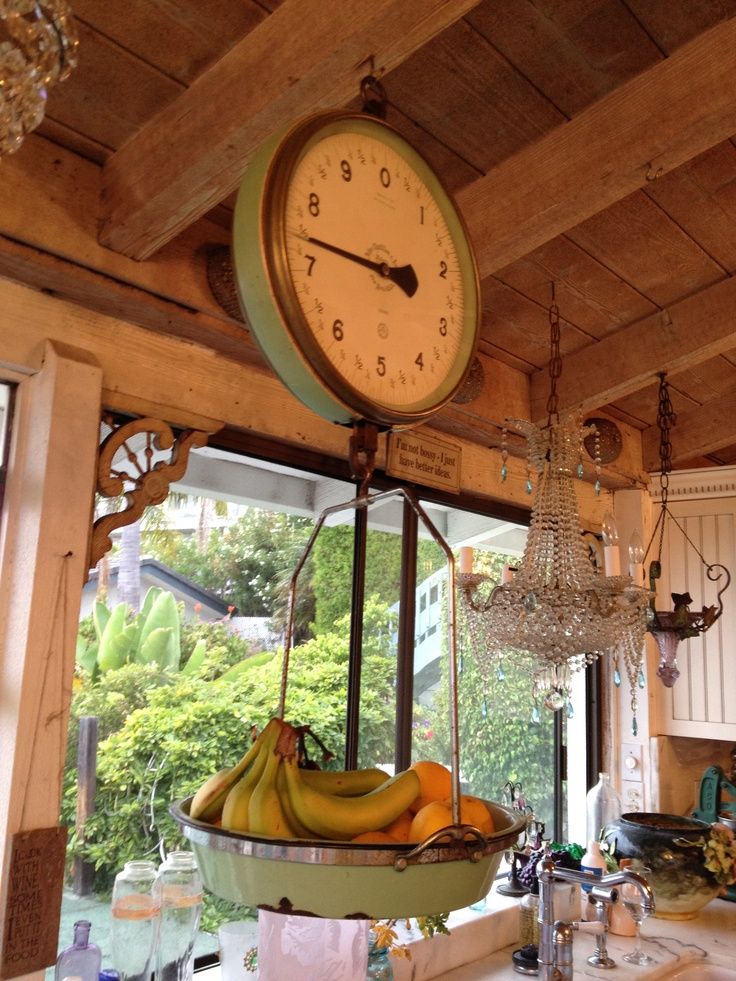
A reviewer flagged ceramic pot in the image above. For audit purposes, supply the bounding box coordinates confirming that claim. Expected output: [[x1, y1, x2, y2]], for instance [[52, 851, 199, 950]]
[[603, 812, 720, 920]]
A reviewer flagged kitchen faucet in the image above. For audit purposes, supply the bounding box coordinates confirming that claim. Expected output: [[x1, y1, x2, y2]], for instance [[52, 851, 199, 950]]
[[536, 851, 655, 980]]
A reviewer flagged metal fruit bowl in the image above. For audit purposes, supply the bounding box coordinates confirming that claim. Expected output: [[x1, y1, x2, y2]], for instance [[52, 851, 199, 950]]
[[171, 796, 526, 919]]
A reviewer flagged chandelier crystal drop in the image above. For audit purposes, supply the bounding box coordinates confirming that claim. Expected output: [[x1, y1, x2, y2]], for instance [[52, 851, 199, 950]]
[[458, 288, 650, 726], [0, 0, 78, 157]]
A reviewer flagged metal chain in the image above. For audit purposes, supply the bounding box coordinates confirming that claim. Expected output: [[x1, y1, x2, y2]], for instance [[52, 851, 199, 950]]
[[656, 372, 676, 556], [656, 372, 676, 507], [546, 286, 562, 426]]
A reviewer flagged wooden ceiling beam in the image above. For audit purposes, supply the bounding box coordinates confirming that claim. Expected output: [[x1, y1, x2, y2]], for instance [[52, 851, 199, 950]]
[[642, 386, 736, 470], [529, 275, 736, 419], [98, 0, 481, 259], [457, 15, 736, 279]]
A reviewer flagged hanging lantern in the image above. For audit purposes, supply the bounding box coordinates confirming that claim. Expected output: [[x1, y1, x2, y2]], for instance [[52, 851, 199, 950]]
[[645, 373, 731, 687]]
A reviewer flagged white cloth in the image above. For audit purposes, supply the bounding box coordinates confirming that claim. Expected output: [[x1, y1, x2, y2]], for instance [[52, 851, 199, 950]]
[[257, 911, 369, 981]]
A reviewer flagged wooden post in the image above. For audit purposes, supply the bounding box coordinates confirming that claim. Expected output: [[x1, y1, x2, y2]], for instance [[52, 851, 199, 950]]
[[0, 341, 102, 980], [73, 717, 98, 897]]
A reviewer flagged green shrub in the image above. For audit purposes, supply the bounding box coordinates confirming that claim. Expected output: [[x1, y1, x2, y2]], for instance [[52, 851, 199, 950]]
[[63, 597, 398, 930]]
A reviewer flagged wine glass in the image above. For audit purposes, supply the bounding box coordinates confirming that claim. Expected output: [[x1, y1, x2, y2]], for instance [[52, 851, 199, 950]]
[[621, 866, 655, 966]]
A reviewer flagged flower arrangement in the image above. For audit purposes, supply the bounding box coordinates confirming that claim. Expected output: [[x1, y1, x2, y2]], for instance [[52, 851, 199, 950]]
[[702, 823, 736, 887], [370, 914, 450, 960]]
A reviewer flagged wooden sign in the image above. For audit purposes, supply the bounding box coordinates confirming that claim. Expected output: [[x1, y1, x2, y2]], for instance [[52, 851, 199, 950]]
[[1, 827, 67, 980], [387, 431, 461, 494]]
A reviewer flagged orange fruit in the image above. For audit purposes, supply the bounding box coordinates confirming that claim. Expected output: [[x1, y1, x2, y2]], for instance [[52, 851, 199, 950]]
[[382, 808, 413, 842], [408, 800, 455, 842], [444, 794, 495, 834], [351, 830, 398, 844], [408, 760, 453, 813]]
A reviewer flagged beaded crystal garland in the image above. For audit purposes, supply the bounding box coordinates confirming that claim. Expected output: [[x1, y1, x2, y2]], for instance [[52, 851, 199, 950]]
[[458, 289, 650, 728], [0, 0, 78, 157]]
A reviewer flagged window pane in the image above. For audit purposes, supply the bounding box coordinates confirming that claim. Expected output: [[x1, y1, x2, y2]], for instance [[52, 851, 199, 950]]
[[58, 447, 587, 971], [412, 504, 559, 837]]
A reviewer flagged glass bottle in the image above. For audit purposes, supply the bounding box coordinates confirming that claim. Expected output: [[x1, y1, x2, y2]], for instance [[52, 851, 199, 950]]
[[519, 881, 539, 946], [111, 860, 162, 981], [365, 931, 394, 981], [580, 839, 608, 921], [54, 920, 101, 981], [156, 851, 203, 981], [586, 772, 621, 842]]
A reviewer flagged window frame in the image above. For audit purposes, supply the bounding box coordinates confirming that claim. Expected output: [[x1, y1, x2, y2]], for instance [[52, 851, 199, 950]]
[[208, 426, 592, 841]]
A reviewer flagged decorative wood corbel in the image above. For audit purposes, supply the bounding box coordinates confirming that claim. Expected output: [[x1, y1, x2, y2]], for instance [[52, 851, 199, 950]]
[[87, 416, 209, 574]]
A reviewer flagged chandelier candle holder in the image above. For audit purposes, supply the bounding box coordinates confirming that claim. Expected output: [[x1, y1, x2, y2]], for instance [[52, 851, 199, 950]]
[[645, 374, 731, 688], [458, 288, 650, 729], [0, 0, 78, 157]]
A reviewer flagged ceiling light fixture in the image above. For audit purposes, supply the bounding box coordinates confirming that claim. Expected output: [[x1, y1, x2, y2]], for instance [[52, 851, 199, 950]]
[[645, 372, 731, 687], [458, 286, 650, 730], [0, 0, 78, 157]]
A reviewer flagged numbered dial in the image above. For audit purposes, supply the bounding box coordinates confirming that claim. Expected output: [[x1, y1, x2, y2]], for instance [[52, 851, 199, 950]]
[[233, 112, 480, 428]]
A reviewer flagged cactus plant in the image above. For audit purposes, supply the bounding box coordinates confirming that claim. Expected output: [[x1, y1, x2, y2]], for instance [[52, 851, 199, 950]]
[[81, 587, 185, 676]]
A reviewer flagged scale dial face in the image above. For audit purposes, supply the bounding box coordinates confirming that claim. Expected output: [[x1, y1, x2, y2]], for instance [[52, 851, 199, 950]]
[[233, 112, 480, 429]]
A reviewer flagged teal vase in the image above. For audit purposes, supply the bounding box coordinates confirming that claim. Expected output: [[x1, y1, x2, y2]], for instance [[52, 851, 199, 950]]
[[366, 933, 394, 980]]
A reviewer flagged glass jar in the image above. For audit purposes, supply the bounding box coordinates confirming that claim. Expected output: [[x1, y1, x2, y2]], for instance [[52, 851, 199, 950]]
[[111, 860, 162, 981], [156, 851, 203, 981], [366, 931, 394, 980], [55, 920, 101, 981], [519, 884, 539, 946]]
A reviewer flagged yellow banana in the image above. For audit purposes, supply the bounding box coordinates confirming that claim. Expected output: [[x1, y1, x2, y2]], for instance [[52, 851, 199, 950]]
[[221, 734, 273, 832], [189, 766, 238, 823], [300, 767, 389, 796], [276, 764, 313, 838], [248, 729, 296, 838], [190, 718, 278, 821], [282, 757, 421, 841]]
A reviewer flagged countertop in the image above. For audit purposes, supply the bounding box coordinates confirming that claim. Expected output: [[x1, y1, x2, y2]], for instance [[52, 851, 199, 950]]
[[406, 895, 736, 980], [200, 887, 736, 980]]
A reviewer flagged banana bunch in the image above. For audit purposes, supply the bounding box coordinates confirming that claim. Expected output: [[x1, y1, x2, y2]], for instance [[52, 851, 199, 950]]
[[188, 717, 421, 842], [281, 755, 420, 841]]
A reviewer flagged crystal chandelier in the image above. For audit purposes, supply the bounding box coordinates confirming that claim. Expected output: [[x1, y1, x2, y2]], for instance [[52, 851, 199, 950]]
[[645, 373, 731, 687], [0, 0, 78, 157], [458, 289, 650, 726]]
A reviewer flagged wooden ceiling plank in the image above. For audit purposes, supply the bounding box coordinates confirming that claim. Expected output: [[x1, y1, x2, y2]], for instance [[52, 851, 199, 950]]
[[642, 386, 736, 469], [529, 275, 736, 419], [46, 20, 184, 151], [643, 142, 736, 275], [625, 0, 736, 54], [567, 190, 724, 307], [467, 0, 663, 117], [71, 0, 269, 84], [495, 235, 658, 341], [457, 15, 736, 279], [567, 182, 724, 308], [385, 18, 564, 174], [99, 0, 482, 259], [481, 276, 591, 372]]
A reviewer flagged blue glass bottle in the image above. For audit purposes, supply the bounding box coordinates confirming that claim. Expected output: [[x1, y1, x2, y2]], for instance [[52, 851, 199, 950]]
[[366, 932, 394, 980], [54, 920, 101, 981]]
